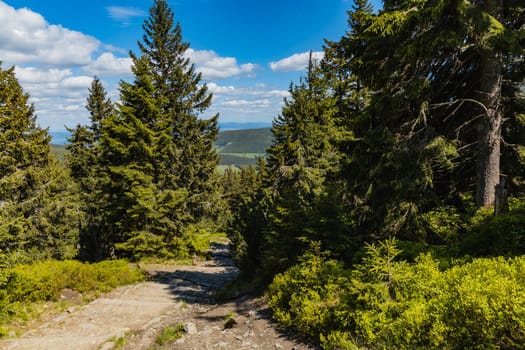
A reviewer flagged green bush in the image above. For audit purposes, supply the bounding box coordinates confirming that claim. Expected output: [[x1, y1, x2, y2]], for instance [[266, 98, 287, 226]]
[[267, 242, 351, 338], [267, 240, 525, 349], [0, 259, 144, 333], [6, 260, 144, 300], [462, 204, 525, 256], [420, 206, 465, 244]]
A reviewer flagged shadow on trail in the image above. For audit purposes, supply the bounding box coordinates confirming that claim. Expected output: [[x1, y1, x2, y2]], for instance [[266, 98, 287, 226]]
[[194, 293, 322, 349], [149, 242, 239, 305], [148, 242, 320, 349]]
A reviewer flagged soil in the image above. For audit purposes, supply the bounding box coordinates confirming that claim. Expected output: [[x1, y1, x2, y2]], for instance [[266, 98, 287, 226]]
[[0, 243, 319, 350]]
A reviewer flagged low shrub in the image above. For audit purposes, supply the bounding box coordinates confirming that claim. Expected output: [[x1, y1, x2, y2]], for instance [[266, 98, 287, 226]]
[[267, 240, 525, 349], [155, 324, 185, 346], [0, 259, 144, 333], [267, 242, 351, 339], [461, 204, 525, 256]]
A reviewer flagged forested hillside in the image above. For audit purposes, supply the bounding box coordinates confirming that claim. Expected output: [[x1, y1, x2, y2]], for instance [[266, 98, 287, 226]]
[[50, 127, 271, 166], [215, 128, 272, 154], [1, 0, 525, 348]]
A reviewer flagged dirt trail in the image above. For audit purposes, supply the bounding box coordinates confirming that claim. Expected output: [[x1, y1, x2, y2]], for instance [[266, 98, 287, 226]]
[[0, 243, 318, 350]]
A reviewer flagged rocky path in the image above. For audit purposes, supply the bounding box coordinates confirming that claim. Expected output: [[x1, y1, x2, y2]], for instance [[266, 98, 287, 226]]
[[0, 243, 318, 350]]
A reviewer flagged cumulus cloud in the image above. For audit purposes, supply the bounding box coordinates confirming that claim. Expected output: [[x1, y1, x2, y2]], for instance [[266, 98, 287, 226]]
[[207, 82, 236, 94], [61, 76, 93, 89], [106, 6, 146, 26], [14, 66, 72, 83], [83, 53, 132, 77], [269, 51, 324, 72], [185, 49, 257, 79], [12, 65, 96, 129], [205, 83, 289, 102], [0, 1, 100, 66], [222, 99, 271, 108]]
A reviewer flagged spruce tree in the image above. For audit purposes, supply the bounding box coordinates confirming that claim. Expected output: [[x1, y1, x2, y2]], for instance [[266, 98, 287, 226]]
[[66, 77, 114, 260], [98, 56, 189, 259], [367, 0, 522, 208], [322, 0, 525, 244], [262, 57, 341, 272], [0, 63, 79, 261], [138, 0, 219, 217], [96, 0, 219, 259]]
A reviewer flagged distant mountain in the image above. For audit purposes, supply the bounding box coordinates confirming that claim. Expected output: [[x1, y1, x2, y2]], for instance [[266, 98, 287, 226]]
[[215, 128, 272, 154], [49, 122, 272, 145], [50, 127, 273, 166], [218, 122, 272, 131]]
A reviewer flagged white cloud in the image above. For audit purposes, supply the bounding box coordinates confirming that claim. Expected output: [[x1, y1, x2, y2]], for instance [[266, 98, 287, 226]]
[[62, 76, 93, 89], [269, 51, 324, 72], [0, 2, 296, 131], [14, 66, 72, 83], [83, 53, 133, 77], [13, 65, 96, 129], [0, 1, 100, 66], [185, 49, 257, 79], [207, 82, 236, 94], [222, 99, 271, 108], [266, 90, 291, 98], [106, 6, 146, 26], [14, 66, 91, 96]]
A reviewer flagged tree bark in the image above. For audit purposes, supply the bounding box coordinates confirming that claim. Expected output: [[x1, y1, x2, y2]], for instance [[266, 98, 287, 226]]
[[475, 0, 503, 208]]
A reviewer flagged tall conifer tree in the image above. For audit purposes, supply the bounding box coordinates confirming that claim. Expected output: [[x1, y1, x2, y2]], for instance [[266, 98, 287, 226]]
[[262, 57, 341, 272], [66, 77, 114, 260], [96, 0, 219, 259], [0, 63, 79, 260], [324, 0, 525, 240], [138, 0, 219, 216]]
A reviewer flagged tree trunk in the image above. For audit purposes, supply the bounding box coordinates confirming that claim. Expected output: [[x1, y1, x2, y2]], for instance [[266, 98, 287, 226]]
[[475, 3, 503, 208]]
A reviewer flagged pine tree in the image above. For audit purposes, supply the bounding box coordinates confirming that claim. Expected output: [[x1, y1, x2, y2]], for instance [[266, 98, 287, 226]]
[[262, 57, 342, 272], [96, 0, 221, 259], [0, 63, 79, 261], [138, 0, 219, 217], [322, 0, 525, 244], [66, 77, 114, 260]]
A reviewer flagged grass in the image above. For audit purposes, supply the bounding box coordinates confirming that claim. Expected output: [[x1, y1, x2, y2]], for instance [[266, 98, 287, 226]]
[[106, 334, 128, 349], [154, 324, 185, 346], [50, 144, 66, 161]]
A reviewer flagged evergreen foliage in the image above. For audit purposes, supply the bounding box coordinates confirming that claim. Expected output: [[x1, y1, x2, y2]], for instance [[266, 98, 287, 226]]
[[0, 63, 79, 262], [259, 56, 351, 273], [93, 0, 220, 260], [268, 241, 525, 349], [222, 161, 268, 271], [1, 0, 525, 345], [229, 1, 525, 346], [66, 77, 114, 260]]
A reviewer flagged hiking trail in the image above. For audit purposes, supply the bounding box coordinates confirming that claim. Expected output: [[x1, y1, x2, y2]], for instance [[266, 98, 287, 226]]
[[0, 243, 317, 350]]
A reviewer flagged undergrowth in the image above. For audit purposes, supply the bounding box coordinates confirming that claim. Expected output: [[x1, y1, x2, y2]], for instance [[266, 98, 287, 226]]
[[0, 259, 144, 337], [267, 240, 525, 349]]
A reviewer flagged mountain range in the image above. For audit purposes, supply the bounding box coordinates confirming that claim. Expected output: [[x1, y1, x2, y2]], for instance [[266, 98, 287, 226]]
[[50, 127, 273, 167]]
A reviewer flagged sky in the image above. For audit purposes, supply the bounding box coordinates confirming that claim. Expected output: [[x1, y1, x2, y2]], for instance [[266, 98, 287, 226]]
[[1, 0, 381, 135]]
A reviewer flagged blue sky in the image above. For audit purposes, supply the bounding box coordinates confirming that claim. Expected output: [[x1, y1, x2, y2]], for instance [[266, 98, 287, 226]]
[[1, 0, 381, 133]]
